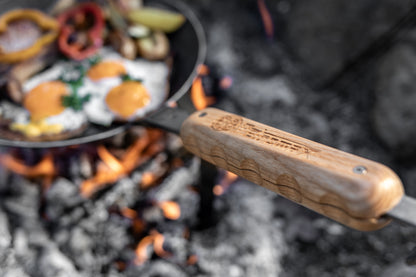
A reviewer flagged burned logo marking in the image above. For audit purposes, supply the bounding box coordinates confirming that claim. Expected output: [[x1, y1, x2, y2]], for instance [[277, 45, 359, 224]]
[[241, 122, 317, 156], [211, 115, 318, 156], [211, 115, 243, 131]]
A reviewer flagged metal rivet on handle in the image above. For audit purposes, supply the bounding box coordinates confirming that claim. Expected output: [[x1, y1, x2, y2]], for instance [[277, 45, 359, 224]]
[[199, 112, 207, 117], [353, 166, 367, 175]]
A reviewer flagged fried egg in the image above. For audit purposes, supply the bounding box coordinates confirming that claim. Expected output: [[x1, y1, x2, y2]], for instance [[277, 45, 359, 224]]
[[80, 48, 169, 126], [10, 64, 88, 138]]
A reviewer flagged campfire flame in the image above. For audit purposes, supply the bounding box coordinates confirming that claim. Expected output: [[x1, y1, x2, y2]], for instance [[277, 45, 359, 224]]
[[135, 230, 171, 265], [213, 170, 238, 196], [0, 152, 55, 177], [0, 152, 56, 190], [158, 201, 181, 220], [191, 64, 216, 110], [80, 129, 165, 197], [257, 0, 274, 39]]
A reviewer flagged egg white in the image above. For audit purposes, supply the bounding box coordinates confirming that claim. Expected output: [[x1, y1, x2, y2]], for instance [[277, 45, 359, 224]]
[[81, 48, 170, 126]]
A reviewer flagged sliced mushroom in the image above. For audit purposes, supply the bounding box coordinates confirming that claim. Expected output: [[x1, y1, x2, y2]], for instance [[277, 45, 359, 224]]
[[108, 30, 137, 60], [136, 31, 170, 61]]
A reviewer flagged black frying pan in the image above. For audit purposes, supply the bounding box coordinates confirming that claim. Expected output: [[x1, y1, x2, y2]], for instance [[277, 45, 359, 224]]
[[0, 0, 206, 148]]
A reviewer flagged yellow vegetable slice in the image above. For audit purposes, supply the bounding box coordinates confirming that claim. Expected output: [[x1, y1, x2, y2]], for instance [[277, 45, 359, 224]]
[[128, 8, 186, 33]]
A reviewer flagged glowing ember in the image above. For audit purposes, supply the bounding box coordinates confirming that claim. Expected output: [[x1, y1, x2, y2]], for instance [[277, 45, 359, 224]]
[[219, 76, 233, 90], [140, 172, 158, 189], [213, 184, 225, 196], [121, 207, 137, 219], [191, 64, 216, 110], [257, 0, 274, 39], [132, 218, 146, 234], [135, 230, 171, 265], [187, 254, 198, 265], [213, 170, 238, 196], [166, 100, 178, 108], [158, 201, 181, 220]]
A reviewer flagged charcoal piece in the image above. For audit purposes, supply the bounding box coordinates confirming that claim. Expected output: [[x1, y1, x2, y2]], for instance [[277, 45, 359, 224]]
[[3, 177, 39, 219], [45, 178, 82, 220], [13, 228, 39, 277], [65, 227, 95, 271], [151, 157, 200, 203], [284, 216, 320, 243], [0, 249, 30, 277], [37, 246, 81, 277], [190, 180, 286, 276], [142, 205, 164, 223], [380, 261, 416, 277], [68, 227, 93, 255], [0, 207, 11, 250], [159, 235, 189, 264], [101, 178, 139, 209]]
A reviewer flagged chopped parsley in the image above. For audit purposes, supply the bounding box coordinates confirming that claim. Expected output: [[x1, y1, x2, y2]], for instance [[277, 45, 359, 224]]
[[59, 64, 91, 111], [62, 93, 91, 111], [121, 74, 143, 83]]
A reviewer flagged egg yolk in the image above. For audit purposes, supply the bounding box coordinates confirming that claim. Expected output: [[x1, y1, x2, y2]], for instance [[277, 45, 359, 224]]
[[105, 81, 150, 118], [11, 120, 64, 137], [87, 61, 127, 81], [24, 81, 69, 121]]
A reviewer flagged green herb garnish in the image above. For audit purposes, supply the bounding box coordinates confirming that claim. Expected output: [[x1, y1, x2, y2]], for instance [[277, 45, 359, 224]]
[[88, 55, 102, 66], [121, 74, 143, 83], [59, 64, 91, 110], [62, 93, 91, 111]]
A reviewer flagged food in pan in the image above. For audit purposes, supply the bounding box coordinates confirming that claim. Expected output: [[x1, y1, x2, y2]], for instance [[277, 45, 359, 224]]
[[4, 60, 89, 140], [0, 0, 185, 141], [82, 48, 169, 126]]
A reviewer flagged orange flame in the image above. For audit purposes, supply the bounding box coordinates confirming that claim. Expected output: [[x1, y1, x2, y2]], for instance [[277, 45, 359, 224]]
[[257, 0, 274, 39], [135, 230, 171, 265], [158, 201, 181, 220], [80, 130, 166, 197], [0, 152, 56, 190], [213, 171, 238, 196], [191, 65, 216, 110], [0, 152, 55, 178]]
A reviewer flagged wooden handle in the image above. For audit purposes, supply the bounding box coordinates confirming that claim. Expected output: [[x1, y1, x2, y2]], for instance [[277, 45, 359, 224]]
[[180, 108, 404, 231]]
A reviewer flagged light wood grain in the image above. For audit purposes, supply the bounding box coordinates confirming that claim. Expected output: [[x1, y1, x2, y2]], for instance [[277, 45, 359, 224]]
[[180, 108, 404, 231]]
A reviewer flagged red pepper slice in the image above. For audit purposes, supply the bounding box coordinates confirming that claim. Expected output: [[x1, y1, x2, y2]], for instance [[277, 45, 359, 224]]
[[57, 2, 104, 61]]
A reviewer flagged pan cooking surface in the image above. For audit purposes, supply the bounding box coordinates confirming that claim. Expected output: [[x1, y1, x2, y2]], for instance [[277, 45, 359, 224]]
[[0, 0, 206, 148]]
